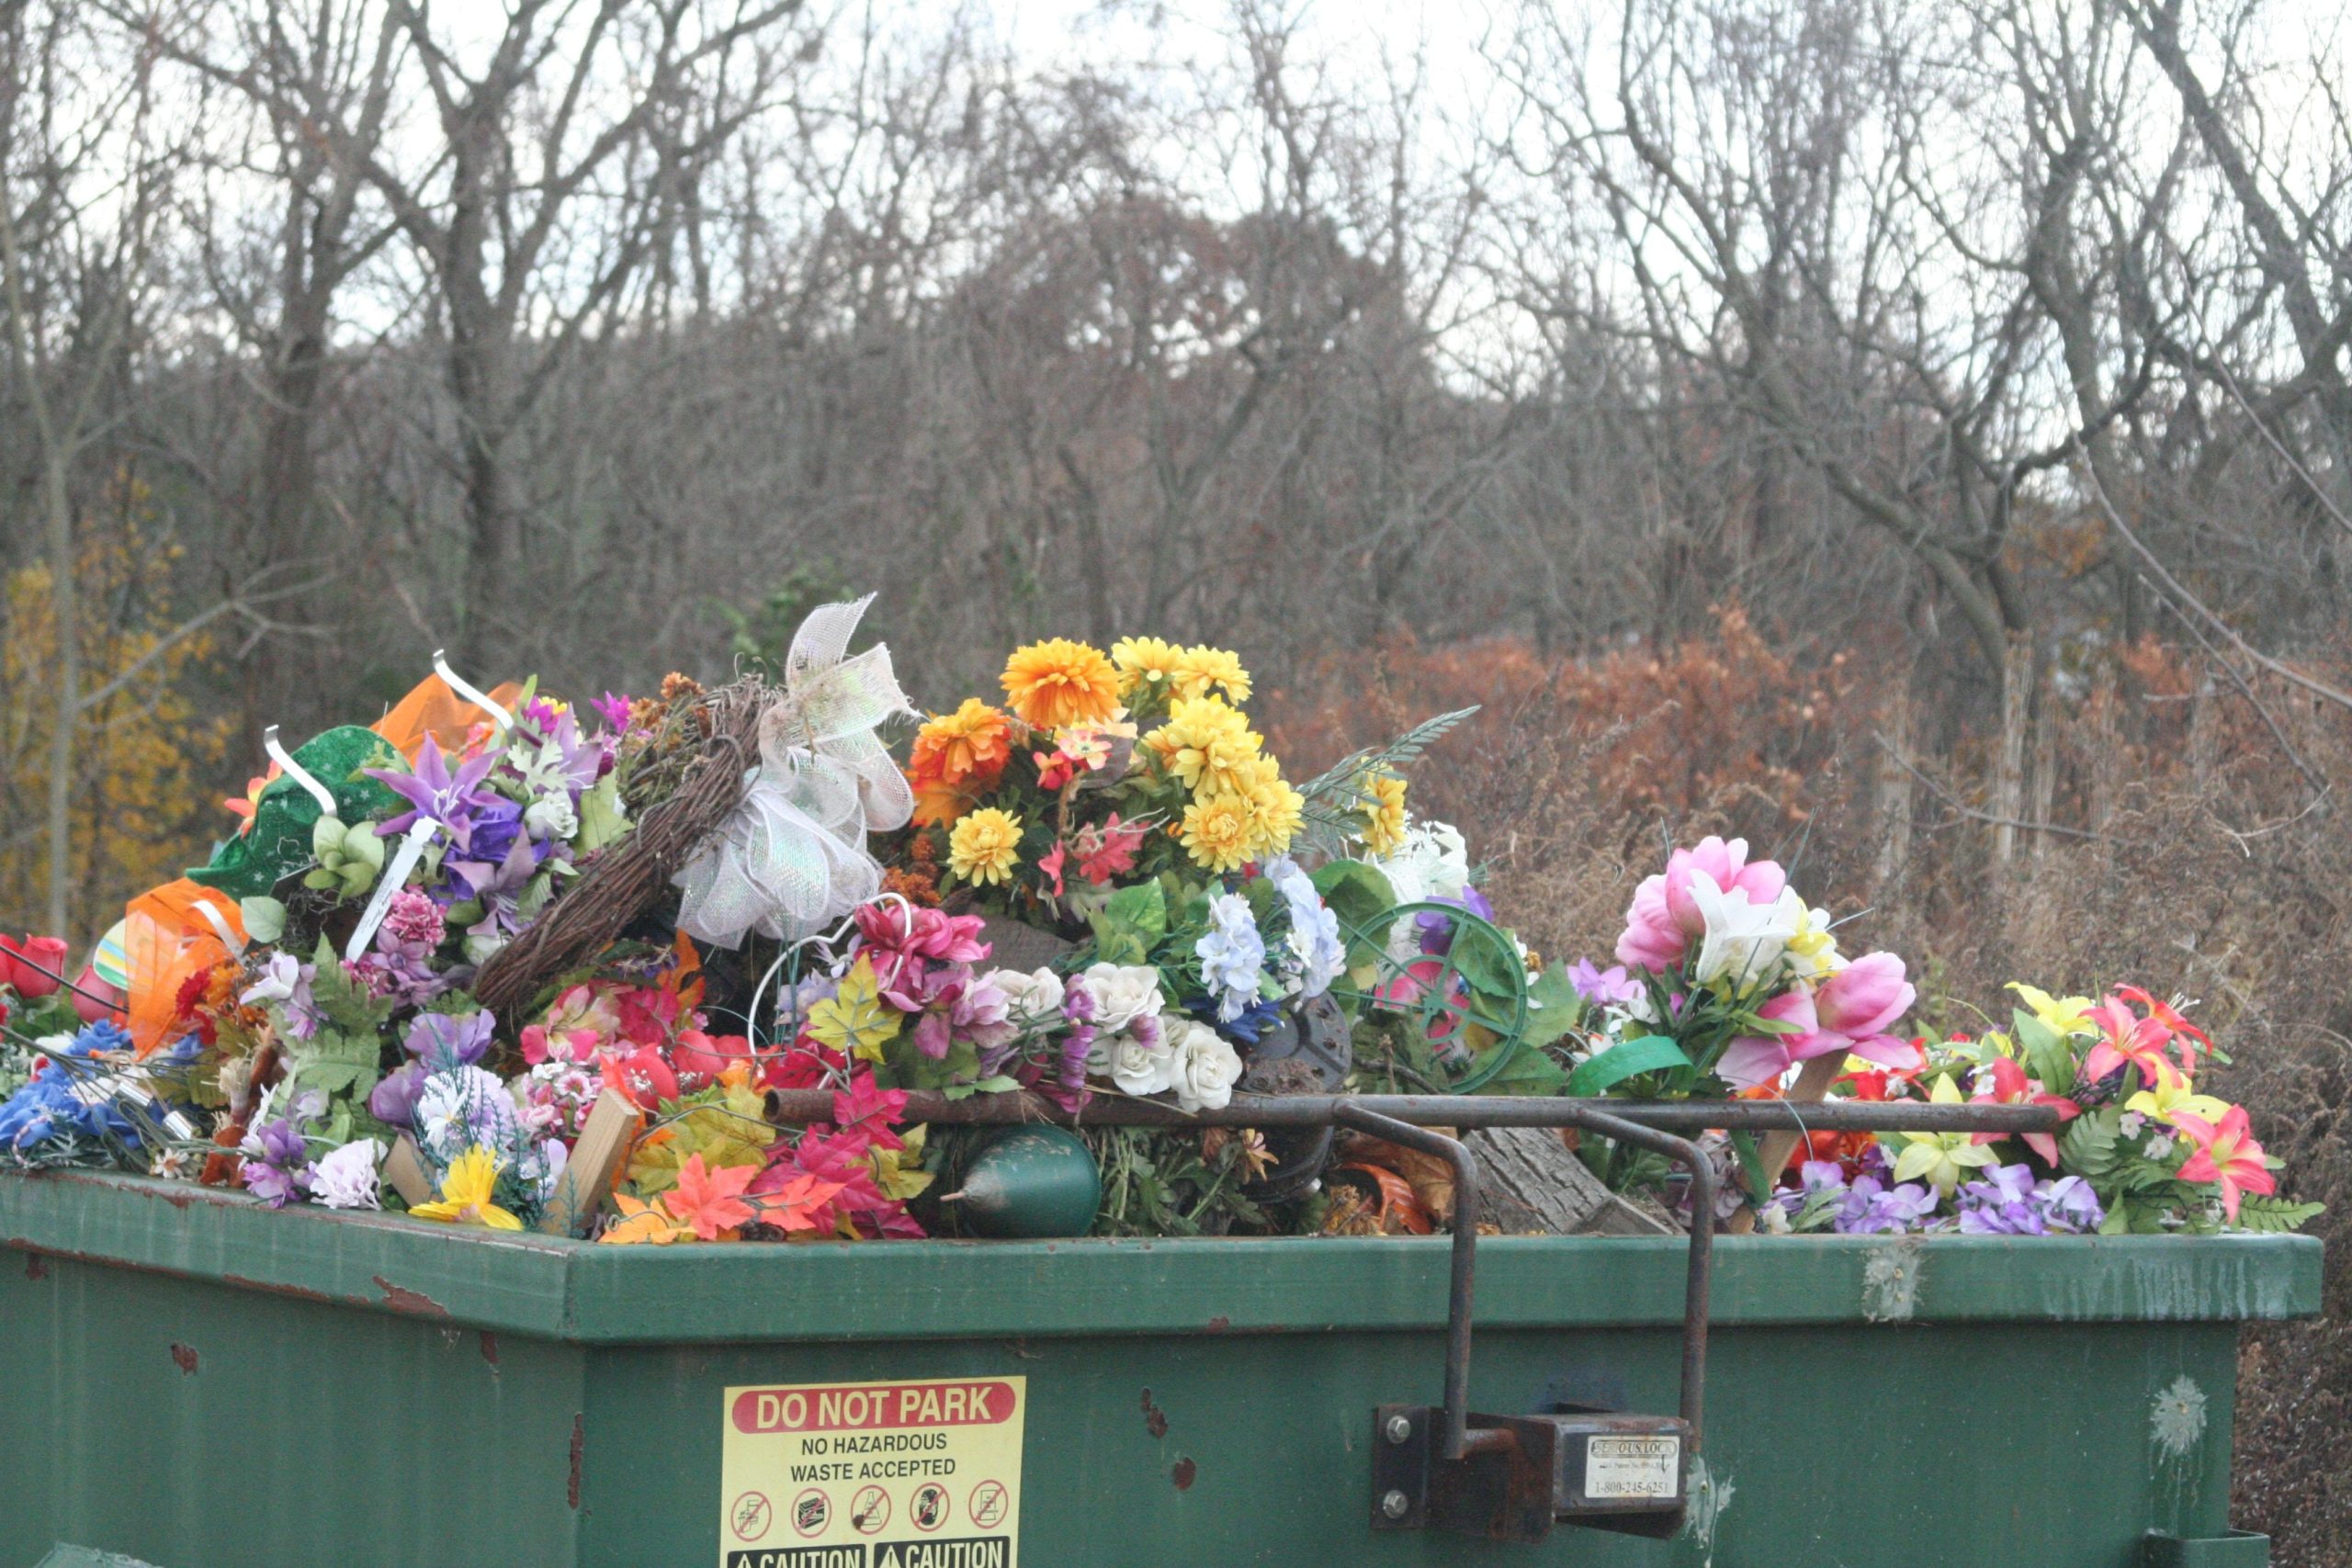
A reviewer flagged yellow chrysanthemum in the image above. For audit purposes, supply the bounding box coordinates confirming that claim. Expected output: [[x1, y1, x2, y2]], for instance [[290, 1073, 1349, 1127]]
[[1170, 645, 1252, 703], [1180, 793, 1256, 874], [910, 698, 1012, 787], [1001, 638, 1121, 730], [948, 807, 1024, 886], [1110, 636, 1187, 699], [1360, 773, 1408, 857], [1147, 695, 1262, 796], [1239, 761, 1305, 857]]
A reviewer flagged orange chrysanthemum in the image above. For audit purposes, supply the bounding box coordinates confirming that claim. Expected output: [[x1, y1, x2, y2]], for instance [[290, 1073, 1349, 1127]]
[[1001, 638, 1121, 731], [909, 699, 1013, 788]]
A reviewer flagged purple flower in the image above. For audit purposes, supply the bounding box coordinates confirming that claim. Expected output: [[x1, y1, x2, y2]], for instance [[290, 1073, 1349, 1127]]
[[1569, 959, 1643, 1009], [404, 1009, 496, 1070], [368, 735, 503, 856], [593, 692, 633, 733], [369, 1062, 428, 1129], [238, 1114, 312, 1208], [2034, 1175, 2106, 1234]]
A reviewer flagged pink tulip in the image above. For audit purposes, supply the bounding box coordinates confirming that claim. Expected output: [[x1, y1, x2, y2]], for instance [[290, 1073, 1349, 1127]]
[[1714, 987, 1824, 1089], [1616, 838, 1789, 975], [1614, 876, 1688, 971], [1660, 838, 1786, 936], [1815, 953, 1915, 1040]]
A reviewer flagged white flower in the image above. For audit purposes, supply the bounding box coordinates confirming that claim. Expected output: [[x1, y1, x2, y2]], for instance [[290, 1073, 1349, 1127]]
[[414, 1066, 518, 1161], [525, 792, 580, 842], [1195, 896, 1266, 1022], [1687, 872, 1804, 990], [1168, 1020, 1244, 1112], [1104, 1029, 1178, 1096], [1079, 963, 1165, 1032], [992, 967, 1067, 1025], [1265, 856, 1345, 998], [309, 1139, 385, 1211]]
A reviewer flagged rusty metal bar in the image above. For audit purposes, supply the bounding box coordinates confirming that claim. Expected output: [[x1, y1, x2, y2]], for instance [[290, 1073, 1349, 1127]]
[[1332, 1104, 1484, 1463], [1567, 1105, 1713, 1447], [765, 1088, 2059, 1137]]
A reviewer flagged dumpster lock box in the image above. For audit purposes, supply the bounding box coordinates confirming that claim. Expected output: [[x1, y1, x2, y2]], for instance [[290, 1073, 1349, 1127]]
[[2, 1170, 2321, 1568]]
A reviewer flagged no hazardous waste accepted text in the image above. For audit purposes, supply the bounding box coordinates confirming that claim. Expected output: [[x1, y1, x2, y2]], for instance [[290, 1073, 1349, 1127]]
[[721, 1376, 1024, 1568]]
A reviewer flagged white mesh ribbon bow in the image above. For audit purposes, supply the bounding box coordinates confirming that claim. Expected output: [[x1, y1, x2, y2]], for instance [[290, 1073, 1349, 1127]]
[[673, 595, 916, 948]]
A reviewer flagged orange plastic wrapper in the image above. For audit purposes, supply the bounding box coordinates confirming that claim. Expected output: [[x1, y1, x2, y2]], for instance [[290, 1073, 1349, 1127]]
[[124, 878, 247, 1059], [370, 672, 525, 761]]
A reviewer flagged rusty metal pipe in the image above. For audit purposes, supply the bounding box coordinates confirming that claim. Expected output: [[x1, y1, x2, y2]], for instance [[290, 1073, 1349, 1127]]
[[1331, 1103, 1485, 1464], [764, 1089, 2056, 1137], [1566, 1105, 1713, 1448]]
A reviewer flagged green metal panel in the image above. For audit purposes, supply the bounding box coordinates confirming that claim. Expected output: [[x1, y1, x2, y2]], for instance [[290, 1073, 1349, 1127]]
[[2143, 1532, 2271, 1566], [1, 1171, 2321, 1568]]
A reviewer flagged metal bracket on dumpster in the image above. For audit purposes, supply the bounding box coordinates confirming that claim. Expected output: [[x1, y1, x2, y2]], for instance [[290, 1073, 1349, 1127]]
[[1358, 1103, 1713, 1545]]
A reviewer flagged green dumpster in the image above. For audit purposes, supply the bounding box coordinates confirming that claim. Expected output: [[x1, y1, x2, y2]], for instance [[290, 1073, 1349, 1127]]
[[0, 1170, 2319, 1567]]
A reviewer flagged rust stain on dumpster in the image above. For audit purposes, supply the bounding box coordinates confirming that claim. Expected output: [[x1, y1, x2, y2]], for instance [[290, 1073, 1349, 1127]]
[[220, 1272, 336, 1307], [568, 1414, 585, 1509], [1171, 1456, 1197, 1491], [1140, 1389, 1170, 1438], [168, 1343, 198, 1375], [24, 1254, 47, 1281], [480, 1331, 501, 1366], [371, 1274, 450, 1316]]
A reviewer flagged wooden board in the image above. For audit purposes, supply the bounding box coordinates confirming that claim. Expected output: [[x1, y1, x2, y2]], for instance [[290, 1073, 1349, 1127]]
[[534, 1088, 641, 1237]]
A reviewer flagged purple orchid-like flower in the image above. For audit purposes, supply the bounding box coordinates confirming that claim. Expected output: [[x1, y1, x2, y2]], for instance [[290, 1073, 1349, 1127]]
[[1568, 958, 1644, 1009], [368, 1062, 427, 1129], [368, 735, 503, 856], [592, 692, 633, 733], [404, 1009, 497, 1071], [238, 1113, 313, 1208]]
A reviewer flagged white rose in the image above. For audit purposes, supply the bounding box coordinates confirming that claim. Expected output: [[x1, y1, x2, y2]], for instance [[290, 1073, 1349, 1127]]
[[525, 792, 579, 842], [1168, 1020, 1244, 1112], [991, 966, 1067, 1024], [1104, 1030, 1178, 1097], [1080, 963, 1166, 1032]]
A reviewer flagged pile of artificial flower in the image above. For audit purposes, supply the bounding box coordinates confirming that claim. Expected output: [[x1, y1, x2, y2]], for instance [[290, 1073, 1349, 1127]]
[[0, 603, 2321, 1244]]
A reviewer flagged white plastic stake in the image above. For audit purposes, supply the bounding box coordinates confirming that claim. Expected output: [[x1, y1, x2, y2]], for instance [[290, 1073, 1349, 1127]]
[[431, 649, 513, 732], [263, 725, 339, 818], [344, 818, 443, 962]]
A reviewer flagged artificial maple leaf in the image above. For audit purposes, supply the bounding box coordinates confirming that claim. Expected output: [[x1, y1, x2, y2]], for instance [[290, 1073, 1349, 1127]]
[[806, 957, 902, 1064], [598, 1192, 688, 1246], [753, 1170, 849, 1235], [869, 1126, 934, 1202], [662, 1153, 759, 1241], [832, 1069, 909, 1152]]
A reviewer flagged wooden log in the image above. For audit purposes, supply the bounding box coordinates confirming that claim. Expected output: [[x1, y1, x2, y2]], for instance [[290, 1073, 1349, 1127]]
[[1466, 1125, 1678, 1235]]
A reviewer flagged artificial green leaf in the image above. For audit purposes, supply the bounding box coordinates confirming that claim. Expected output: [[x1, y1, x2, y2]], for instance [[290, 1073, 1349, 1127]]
[[1310, 860, 1396, 965], [2013, 1010, 2073, 1096], [1089, 879, 1169, 966], [1447, 920, 1527, 1005], [2060, 1104, 2121, 1178], [1568, 1035, 1692, 1097], [2230, 1195, 2326, 1234], [575, 774, 631, 852], [1474, 1043, 1569, 1097], [239, 897, 287, 945], [1519, 963, 1587, 1051]]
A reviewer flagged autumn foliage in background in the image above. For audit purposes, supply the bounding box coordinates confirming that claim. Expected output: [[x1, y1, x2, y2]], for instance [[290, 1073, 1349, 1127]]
[[1264, 606, 2352, 1561], [0, 502, 233, 935]]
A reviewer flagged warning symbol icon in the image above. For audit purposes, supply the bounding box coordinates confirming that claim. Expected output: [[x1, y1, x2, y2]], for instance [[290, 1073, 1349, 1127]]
[[910, 1480, 950, 1532], [968, 1480, 1008, 1529]]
